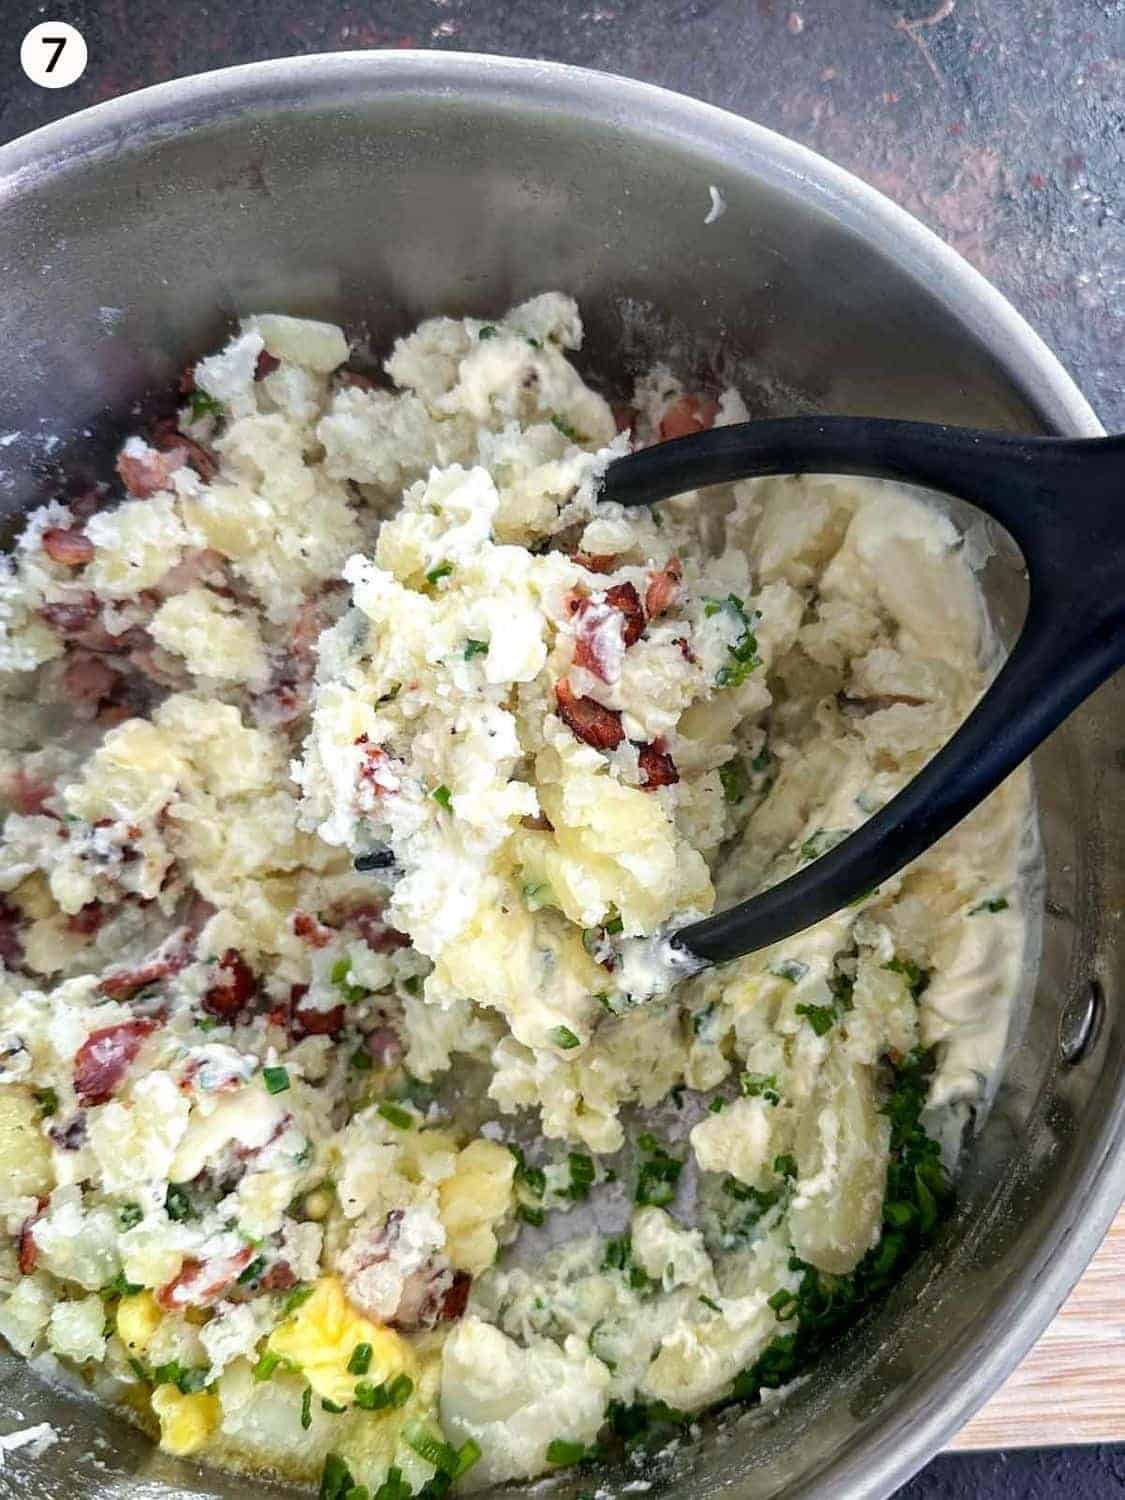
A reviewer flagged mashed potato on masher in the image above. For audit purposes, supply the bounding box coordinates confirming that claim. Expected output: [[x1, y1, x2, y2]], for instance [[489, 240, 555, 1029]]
[[0, 295, 1031, 1493]]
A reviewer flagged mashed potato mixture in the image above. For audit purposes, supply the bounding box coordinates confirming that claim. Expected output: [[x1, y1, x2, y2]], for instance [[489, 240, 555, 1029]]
[[0, 295, 1031, 1493]]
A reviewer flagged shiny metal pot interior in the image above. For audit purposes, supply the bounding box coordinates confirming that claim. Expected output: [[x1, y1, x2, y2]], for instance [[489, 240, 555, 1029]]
[[0, 51, 1119, 1500]]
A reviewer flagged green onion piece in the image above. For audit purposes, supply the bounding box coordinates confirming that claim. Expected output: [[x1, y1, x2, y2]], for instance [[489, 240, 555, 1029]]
[[118, 1202, 143, 1231], [350, 1047, 374, 1071], [464, 639, 488, 659], [377, 1101, 414, 1130], [353, 1380, 391, 1411], [263, 1065, 290, 1094], [425, 561, 453, 586], [187, 389, 224, 422], [387, 1373, 414, 1408], [165, 1183, 196, 1222], [773, 1153, 798, 1179], [319, 1453, 355, 1500], [718, 759, 747, 804], [283, 1284, 315, 1315], [516, 1204, 545, 1226], [452, 1439, 483, 1478], [709, 1097, 726, 1113], [431, 784, 453, 811], [253, 1350, 281, 1381], [969, 896, 1009, 915], [478, 325, 498, 340], [237, 1255, 267, 1284], [795, 1002, 835, 1037], [545, 1439, 587, 1466], [741, 1072, 781, 1104], [301, 1385, 313, 1430], [549, 1025, 581, 1050], [347, 1342, 373, 1375], [33, 1087, 58, 1118], [403, 1419, 457, 1473]]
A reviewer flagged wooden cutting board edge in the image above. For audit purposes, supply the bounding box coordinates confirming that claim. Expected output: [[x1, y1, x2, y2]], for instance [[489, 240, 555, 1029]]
[[946, 1205, 1125, 1450]]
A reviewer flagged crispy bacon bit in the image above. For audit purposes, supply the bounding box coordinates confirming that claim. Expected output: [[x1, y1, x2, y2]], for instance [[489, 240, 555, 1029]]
[[603, 583, 646, 647], [676, 637, 697, 664], [555, 679, 624, 750], [338, 369, 378, 391], [0, 898, 24, 971], [150, 418, 217, 483], [293, 911, 334, 949], [438, 1269, 473, 1323], [260, 1261, 296, 1292], [202, 949, 256, 1020], [158, 1247, 254, 1311], [645, 557, 683, 619], [294, 1001, 346, 1037], [39, 596, 145, 656], [62, 653, 118, 710], [355, 737, 399, 796], [74, 1018, 157, 1105], [99, 951, 187, 1001], [366, 1026, 404, 1068], [658, 394, 721, 442], [66, 901, 109, 938], [637, 740, 680, 790], [345, 903, 410, 954], [17, 1202, 47, 1274], [570, 550, 619, 574], [42, 527, 94, 567], [2, 769, 54, 816], [571, 582, 645, 684], [255, 350, 281, 380], [116, 441, 183, 499]]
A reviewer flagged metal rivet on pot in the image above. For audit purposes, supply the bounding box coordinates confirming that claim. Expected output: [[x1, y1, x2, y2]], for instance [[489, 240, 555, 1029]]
[[1058, 977, 1104, 1066]]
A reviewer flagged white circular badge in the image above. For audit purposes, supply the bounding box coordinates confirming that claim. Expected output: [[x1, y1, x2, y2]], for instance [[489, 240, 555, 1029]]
[[20, 22, 87, 89]]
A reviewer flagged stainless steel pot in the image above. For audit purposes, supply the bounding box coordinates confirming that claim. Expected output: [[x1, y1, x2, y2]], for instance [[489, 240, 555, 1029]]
[[0, 51, 1119, 1500]]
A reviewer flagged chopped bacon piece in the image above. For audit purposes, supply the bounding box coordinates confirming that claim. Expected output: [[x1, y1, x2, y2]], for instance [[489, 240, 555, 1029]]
[[255, 350, 281, 380], [675, 636, 697, 664], [658, 394, 721, 442], [294, 1000, 346, 1037], [637, 740, 680, 790], [438, 1269, 473, 1323], [62, 653, 118, 709], [74, 1018, 157, 1105], [365, 1026, 404, 1068], [66, 901, 109, 938], [337, 369, 378, 391], [0, 899, 24, 970], [555, 679, 624, 750], [17, 1202, 47, 1275], [158, 1246, 254, 1311], [603, 583, 646, 647], [259, 1261, 296, 1292], [42, 527, 94, 567], [2, 769, 54, 816], [116, 441, 183, 498], [202, 949, 257, 1020], [150, 419, 217, 483], [570, 550, 619, 574], [293, 910, 334, 949], [645, 557, 683, 618], [39, 596, 143, 656], [520, 813, 554, 833], [571, 582, 644, 684], [346, 903, 410, 954], [99, 938, 192, 999]]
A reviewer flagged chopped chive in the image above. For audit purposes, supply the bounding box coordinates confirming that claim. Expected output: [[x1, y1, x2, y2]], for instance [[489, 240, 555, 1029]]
[[237, 1255, 267, 1284], [101, 1270, 143, 1299], [969, 896, 1009, 915], [165, 1183, 196, 1222], [186, 389, 223, 422], [283, 1283, 315, 1315], [253, 1350, 282, 1381], [699, 1294, 722, 1313], [33, 1087, 58, 1118], [431, 784, 453, 812], [118, 1202, 143, 1231], [387, 1373, 414, 1408], [350, 1047, 374, 1071], [464, 639, 488, 659], [773, 1153, 798, 1179], [549, 1025, 581, 1050], [478, 325, 498, 340], [347, 1342, 373, 1375], [319, 1453, 354, 1500], [425, 561, 453, 587], [377, 1101, 414, 1130], [263, 1065, 290, 1095], [718, 759, 747, 805], [516, 1204, 545, 1226], [545, 1439, 586, 1467], [741, 1072, 781, 1104], [795, 1002, 835, 1037], [709, 1096, 726, 1113], [301, 1385, 313, 1429], [451, 1438, 482, 1478], [403, 1419, 457, 1473], [321, 1398, 348, 1414], [353, 1380, 391, 1410]]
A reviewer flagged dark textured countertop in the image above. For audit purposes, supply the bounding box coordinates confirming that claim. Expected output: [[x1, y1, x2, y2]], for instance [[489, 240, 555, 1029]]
[[1, 1, 1123, 1494]]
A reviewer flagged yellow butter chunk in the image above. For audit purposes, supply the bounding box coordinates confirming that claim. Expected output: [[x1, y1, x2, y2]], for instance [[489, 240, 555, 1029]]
[[151, 1384, 221, 1456], [265, 1276, 414, 1407], [115, 1291, 163, 1355]]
